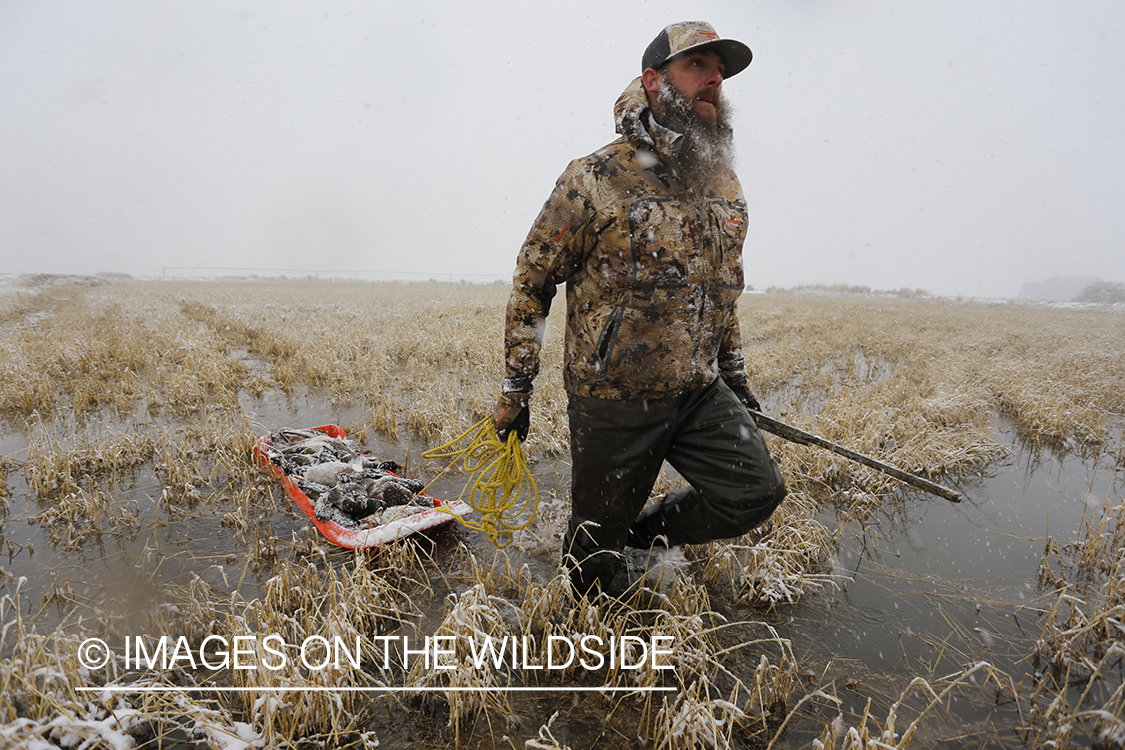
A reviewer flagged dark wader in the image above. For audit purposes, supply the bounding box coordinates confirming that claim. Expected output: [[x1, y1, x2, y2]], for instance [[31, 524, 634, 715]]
[[564, 377, 787, 596]]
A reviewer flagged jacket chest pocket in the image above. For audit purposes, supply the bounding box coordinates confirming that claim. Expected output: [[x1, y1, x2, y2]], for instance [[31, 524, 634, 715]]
[[708, 200, 747, 291], [628, 198, 691, 290]]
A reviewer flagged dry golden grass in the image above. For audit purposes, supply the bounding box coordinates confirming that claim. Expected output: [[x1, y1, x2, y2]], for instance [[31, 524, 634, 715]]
[[1028, 493, 1125, 747], [0, 277, 1122, 748], [695, 490, 838, 606], [744, 297, 1124, 506]]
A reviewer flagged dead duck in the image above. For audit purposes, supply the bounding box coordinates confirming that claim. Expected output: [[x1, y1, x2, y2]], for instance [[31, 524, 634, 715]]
[[324, 475, 384, 517], [358, 475, 426, 506], [302, 460, 356, 486]]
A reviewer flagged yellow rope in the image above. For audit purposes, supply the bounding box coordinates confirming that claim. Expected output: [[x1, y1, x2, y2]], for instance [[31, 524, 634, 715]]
[[421, 416, 539, 549]]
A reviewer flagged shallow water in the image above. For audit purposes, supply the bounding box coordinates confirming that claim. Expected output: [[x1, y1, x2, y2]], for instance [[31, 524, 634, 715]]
[[749, 423, 1123, 746], [1, 390, 1121, 748]]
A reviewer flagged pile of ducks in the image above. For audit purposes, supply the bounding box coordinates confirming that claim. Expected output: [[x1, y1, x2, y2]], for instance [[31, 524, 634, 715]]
[[263, 428, 434, 529]]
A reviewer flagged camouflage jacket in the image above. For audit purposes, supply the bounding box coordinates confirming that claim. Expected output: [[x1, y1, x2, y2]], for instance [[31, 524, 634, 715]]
[[503, 76, 749, 401]]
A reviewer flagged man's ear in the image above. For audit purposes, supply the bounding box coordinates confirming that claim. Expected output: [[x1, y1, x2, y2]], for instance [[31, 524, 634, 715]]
[[641, 67, 661, 95]]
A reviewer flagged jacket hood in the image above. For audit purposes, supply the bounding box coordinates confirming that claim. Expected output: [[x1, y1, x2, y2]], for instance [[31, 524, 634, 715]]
[[613, 77, 683, 157]]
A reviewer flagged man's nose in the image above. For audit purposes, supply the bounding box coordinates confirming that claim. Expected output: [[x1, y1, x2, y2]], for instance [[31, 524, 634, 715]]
[[707, 67, 723, 87]]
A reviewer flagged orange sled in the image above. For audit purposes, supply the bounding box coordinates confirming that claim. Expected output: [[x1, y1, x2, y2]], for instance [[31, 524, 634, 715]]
[[255, 424, 471, 549]]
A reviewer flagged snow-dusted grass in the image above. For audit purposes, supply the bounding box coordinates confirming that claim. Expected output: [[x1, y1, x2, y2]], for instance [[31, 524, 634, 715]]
[[0, 278, 1122, 747]]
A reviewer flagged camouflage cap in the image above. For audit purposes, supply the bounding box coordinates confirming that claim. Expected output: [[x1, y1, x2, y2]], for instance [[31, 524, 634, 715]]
[[641, 21, 752, 78]]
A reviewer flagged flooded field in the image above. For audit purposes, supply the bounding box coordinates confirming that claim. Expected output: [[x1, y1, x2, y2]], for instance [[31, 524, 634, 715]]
[[1, 278, 1122, 749]]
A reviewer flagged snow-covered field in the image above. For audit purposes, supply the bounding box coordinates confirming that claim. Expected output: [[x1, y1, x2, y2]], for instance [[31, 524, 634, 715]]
[[1, 277, 1122, 748]]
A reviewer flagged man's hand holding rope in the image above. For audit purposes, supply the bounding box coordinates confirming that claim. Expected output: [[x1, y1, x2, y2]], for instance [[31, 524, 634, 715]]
[[494, 379, 532, 442]]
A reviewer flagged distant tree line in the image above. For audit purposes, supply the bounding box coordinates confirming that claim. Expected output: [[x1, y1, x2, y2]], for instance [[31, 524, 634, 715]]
[[1075, 281, 1125, 304], [760, 283, 931, 298]]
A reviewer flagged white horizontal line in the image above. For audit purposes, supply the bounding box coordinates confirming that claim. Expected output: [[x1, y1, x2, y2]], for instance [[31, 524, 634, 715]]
[[77, 685, 676, 693]]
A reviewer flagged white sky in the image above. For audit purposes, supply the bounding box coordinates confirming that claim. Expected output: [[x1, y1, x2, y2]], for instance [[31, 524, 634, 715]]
[[1, 1, 1122, 298]]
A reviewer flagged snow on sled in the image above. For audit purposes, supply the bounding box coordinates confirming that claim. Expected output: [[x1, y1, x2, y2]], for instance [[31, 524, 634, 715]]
[[254, 425, 471, 549]]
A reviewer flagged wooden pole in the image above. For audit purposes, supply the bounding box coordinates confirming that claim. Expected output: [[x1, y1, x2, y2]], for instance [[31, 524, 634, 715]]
[[751, 411, 964, 503]]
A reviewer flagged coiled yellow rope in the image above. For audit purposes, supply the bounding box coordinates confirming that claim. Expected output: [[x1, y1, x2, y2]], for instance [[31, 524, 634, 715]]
[[422, 417, 539, 549]]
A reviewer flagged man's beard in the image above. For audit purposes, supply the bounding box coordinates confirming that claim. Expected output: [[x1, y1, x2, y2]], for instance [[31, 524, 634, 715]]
[[654, 72, 736, 192]]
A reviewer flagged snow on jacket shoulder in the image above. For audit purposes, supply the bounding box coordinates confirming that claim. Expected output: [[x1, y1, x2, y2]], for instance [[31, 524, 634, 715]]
[[503, 76, 750, 401]]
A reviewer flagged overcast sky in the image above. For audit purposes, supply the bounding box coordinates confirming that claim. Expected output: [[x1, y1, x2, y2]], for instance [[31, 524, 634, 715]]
[[2, 1, 1122, 298]]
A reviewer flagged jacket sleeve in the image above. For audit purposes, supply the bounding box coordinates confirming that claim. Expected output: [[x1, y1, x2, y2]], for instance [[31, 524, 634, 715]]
[[503, 160, 600, 391]]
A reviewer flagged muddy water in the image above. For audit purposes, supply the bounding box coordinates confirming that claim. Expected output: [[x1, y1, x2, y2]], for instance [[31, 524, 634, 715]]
[[1, 391, 1121, 748]]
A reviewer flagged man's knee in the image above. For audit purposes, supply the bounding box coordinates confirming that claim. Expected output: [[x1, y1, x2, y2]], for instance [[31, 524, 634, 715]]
[[728, 469, 787, 535]]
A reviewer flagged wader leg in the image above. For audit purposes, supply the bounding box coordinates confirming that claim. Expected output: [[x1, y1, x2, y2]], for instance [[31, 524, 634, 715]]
[[565, 394, 674, 596], [627, 379, 787, 548]]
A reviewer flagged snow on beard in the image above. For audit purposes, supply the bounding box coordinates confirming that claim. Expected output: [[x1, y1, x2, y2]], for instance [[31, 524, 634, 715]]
[[654, 69, 736, 192]]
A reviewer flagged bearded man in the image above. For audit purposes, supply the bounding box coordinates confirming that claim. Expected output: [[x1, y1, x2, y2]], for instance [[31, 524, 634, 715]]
[[495, 21, 787, 597]]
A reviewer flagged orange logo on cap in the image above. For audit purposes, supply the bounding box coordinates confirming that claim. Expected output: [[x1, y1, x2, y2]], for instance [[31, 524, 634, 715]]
[[700, 31, 719, 39]]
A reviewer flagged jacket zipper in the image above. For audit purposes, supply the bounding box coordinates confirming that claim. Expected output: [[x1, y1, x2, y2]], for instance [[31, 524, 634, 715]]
[[593, 305, 624, 379]]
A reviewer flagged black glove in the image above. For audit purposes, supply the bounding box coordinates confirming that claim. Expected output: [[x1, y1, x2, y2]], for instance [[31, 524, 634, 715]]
[[494, 392, 530, 442], [730, 384, 761, 412]]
